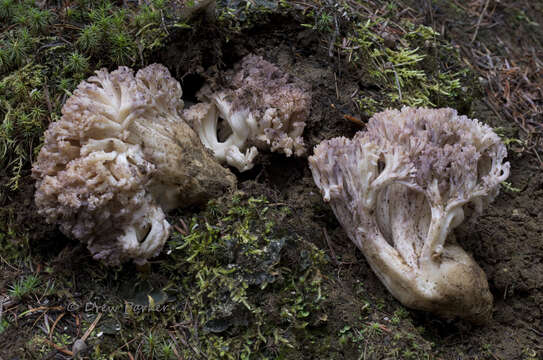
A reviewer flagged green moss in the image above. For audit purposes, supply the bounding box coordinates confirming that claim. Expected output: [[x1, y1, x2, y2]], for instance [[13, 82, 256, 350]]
[[348, 18, 474, 113], [0, 28, 35, 71], [0, 226, 30, 265], [298, 1, 476, 118], [216, 0, 279, 33], [8, 274, 41, 299], [0, 193, 443, 359], [0, 64, 48, 190], [160, 194, 328, 358]]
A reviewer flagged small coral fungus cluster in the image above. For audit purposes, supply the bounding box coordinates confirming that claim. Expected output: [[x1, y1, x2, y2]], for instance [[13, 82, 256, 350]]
[[32, 55, 310, 265], [184, 54, 310, 171], [33, 58, 510, 322]]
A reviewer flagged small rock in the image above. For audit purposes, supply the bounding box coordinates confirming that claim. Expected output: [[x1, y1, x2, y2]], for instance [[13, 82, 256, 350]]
[[72, 339, 87, 356], [511, 208, 525, 221]]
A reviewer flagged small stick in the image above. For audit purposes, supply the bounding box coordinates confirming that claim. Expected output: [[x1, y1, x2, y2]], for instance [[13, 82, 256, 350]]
[[43, 84, 53, 116], [81, 312, 102, 342], [168, 331, 184, 359], [49, 313, 66, 341], [20, 306, 63, 317], [73, 313, 81, 336], [42, 337, 74, 356], [471, 0, 490, 43], [173, 225, 186, 235]]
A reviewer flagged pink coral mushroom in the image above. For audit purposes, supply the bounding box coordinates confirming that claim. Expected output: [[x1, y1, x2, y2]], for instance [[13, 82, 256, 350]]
[[309, 107, 510, 323], [32, 64, 235, 265]]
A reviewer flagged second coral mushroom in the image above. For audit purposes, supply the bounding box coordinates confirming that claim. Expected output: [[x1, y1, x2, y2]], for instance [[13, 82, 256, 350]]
[[309, 107, 510, 323]]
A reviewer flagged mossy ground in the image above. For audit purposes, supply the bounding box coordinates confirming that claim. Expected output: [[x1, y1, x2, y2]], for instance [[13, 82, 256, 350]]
[[0, 193, 436, 359], [1, 0, 542, 359]]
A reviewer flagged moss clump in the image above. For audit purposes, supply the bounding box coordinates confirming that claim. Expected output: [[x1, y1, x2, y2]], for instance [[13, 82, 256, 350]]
[[0, 0, 174, 75], [298, 1, 476, 118], [0, 64, 48, 190], [161, 194, 328, 358], [216, 0, 281, 33]]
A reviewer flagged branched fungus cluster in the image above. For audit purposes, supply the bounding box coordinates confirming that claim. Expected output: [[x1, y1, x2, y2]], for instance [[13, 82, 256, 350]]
[[309, 107, 509, 322], [32, 64, 236, 265], [33, 55, 512, 324], [32, 56, 311, 265], [185, 54, 311, 172]]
